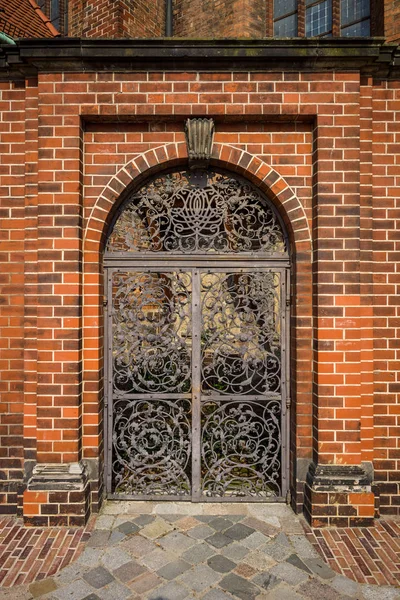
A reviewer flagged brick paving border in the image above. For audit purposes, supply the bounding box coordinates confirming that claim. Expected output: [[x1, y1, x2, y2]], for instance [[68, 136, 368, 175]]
[[303, 518, 400, 587], [0, 516, 95, 587]]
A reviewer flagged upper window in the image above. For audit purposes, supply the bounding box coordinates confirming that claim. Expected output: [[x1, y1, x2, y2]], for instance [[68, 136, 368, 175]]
[[37, 0, 68, 34], [274, 0, 371, 37]]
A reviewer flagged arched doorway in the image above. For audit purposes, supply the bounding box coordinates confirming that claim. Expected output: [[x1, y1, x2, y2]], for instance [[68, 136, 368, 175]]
[[104, 168, 290, 502]]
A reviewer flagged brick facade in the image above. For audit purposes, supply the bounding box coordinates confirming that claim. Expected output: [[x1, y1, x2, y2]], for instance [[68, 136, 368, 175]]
[[0, 1, 399, 528]]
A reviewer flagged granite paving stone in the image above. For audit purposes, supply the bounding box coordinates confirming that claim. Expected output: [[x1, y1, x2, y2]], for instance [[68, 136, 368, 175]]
[[179, 564, 221, 592], [127, 572, 162, 594], [241, 532, 270, 550], [140, 518, 174, 540], [244, 550, 276, 571], [256, 582, 304, 600], [196, 516, 216, 523], [109, 530, 126, 544], [201, 590, 236, 600], [121, 534, 155, 557], [298, 578, 350, 600], [242, 517, 279, 538], [147, 580, 192, 600], [187, 524, 215, 539], [94, 516, 115, 531], [224, 524, 255, 542], [157, 558, 191, 580], [288, 535, 319, 559], [331, 574, 361, 597], [29, 578, 58, 597], [55, 563, 90, 586], [208, 518, 234, 532], [234, 563, 257, 578], [220, 543, 250, 562], [269, 561, 310, 586], [175, 517, 201, 530], [117, 522, 140, 536], [100, 547, 132, 570], [286, 554, 312, 574], [262, 539, 292, 561], [182, 542, 215, 565], [83, 566, 115, 589], [113, 560, 147, 582], [86, 532, 111, 548], [159, 531, 197, 553], [219, 573, 259, 600], [362, 585, 400, 600], [132, 515, 155, 527], [252, 571, 281, 591], [206, 533, 234, 549], [93, 580, 132, 600], [207, 555, 237, 574], [54, 579, 95, 600], [76, 548, 105, 569], [140, 548, 174, 571], [303, 557, 336, 580]]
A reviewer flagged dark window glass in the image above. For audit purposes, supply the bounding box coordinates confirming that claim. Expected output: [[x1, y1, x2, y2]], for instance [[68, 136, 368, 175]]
[[51, 0, 60, 29], [341, 18, 370, 36], [306, 0, 332, 36], [274, 0, 297, 19], [274, 13, 298, 36], [273, 0, 371, 38], [341, 0, 370, 26]]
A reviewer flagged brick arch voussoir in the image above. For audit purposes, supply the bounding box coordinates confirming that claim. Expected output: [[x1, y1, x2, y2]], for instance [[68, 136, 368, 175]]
[[210, 142, 311, 253], [84, 141, 311, 255], [84, 142, 188, 253]]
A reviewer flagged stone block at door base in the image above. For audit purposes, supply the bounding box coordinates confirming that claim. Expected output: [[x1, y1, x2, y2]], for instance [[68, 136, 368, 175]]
[[304, 463, 376, 527], [23, 462, 90, 527]]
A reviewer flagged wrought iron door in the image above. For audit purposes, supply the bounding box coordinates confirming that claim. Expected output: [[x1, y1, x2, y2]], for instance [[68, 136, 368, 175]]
[[104, 170, 290, 501]]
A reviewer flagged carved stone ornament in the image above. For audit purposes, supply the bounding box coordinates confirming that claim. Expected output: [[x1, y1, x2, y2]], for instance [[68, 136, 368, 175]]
[[184, 118, 215, 168]]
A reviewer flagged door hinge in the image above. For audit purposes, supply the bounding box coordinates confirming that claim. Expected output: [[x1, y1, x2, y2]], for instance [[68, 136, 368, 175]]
[[286, 297, 291, 307], [286, 396, 291, 409], [286, 489, 292, 505], [103, 296, 108, 307]]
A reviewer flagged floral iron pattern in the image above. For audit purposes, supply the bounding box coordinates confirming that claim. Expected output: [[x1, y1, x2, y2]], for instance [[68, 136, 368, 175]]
[[201, 400, 281, 498], [113, 398, 191, 496], [112, 271, 192, 395], [201, 272, 281, 396], [106, 171, 287, 255]]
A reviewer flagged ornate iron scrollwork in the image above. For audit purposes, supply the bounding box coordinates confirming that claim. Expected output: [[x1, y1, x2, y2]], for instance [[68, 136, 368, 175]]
[[107, 167, 288, 501], [201, 272, 281, 396], [113, 398, 192, 496], [112, 271, 192, 395], [106, 171, 287, 255], [201, 400, 281, 498]]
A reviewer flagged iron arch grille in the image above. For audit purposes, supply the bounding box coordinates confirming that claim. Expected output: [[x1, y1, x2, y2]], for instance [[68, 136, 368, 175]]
[[104, 168, 290, 501]]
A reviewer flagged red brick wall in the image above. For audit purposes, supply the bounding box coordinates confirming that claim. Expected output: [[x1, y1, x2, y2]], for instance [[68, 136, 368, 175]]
[[68, 0, 165, 38], [0, 82, 26, 514], [372, 79, 400, 514], [1, 67, 400, 520], [173, 0, 266, 38], [384, 0, 400, 42]]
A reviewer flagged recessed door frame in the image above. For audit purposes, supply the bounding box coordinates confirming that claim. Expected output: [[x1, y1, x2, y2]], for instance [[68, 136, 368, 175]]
[[104, 253, 291, 502]]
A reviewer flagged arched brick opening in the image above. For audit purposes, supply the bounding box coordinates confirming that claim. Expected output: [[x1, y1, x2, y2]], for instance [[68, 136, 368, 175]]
[[83, 142, 313, 512]]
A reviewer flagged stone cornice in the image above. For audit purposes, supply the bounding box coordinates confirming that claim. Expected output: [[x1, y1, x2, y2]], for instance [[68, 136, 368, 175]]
[[0, 37, 399, 81]]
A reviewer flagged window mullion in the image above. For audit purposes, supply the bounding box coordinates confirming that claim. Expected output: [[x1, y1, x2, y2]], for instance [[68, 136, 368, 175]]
[[332, 0, 341, 35], [298, 0, 306, 36]]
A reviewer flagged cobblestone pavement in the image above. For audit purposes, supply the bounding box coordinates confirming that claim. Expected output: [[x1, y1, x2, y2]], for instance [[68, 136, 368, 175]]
[[0, 502, 399, 600]]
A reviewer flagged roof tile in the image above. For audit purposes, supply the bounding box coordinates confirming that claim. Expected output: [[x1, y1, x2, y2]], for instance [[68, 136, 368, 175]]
[[0, 0, 60, 39]]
